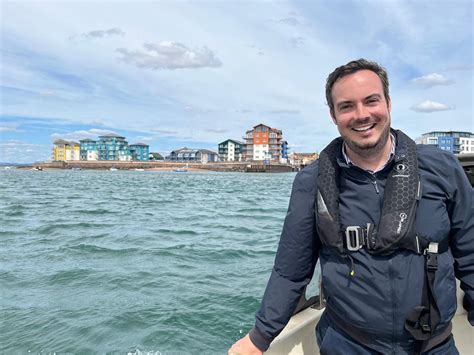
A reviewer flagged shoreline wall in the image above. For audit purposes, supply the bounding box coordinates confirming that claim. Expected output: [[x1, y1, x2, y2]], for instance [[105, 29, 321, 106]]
[[32, 160, 295, 172]]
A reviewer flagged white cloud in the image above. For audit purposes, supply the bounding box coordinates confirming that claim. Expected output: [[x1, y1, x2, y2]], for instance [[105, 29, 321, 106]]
[[116, 41, 222, 70], [289, 37, 305, 48], [0, 125, 23, 133], [50, 129, 118, 141], [149, 129, 179, 135], [411, 100, 454, 113], [205, 128, 228, 133], [412, 73, 454, 87], [0, 140, 50, 163], [275, 16, 305, 27], [69, 28, 125, 41]]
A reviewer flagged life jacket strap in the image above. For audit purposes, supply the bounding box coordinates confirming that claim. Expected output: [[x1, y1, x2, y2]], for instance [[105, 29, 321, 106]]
[[405, 240, 449, 346]]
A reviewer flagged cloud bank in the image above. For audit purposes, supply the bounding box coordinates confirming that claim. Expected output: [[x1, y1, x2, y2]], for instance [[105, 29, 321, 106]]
[[411, 100, 454, 113], [69, 28, 125, 41], [412, 73, 454, 87], [116, 41, 222, 70], [51, 129, 119, 141]]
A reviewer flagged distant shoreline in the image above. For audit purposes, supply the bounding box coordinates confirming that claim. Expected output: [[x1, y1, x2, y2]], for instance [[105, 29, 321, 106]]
[[22, 160, 296, 173]]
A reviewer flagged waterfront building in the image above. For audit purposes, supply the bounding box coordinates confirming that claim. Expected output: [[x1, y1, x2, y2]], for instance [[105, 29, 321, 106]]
[[52, 139, 80, 161], [281, 140, 289, 163], [79, 139, 98, 161], [129, 143, 150, 161], [242, 124, 284, 162], [149, 152, 164, 161], [198, 149, 219, 164], [289, 152, 319, 168], [168, 147, 219, 163], [218, 139, 243, 161], [416, 131, 474, 154], [97, 134, 131, 161]]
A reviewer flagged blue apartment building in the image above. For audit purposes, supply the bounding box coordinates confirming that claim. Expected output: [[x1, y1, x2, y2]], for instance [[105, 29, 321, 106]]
[[79, 139, 97, 160], [281, 141, 289, 161], [97, 134, 130, 161], [129, 143, 150, 161], [416, 131, 474, 154]]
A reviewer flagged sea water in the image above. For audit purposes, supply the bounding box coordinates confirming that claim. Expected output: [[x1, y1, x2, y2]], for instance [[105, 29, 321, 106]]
[[1, 169, 317, 354]]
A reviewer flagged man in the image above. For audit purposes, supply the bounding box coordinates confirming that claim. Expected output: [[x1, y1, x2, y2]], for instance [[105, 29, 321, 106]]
[[229, 59, 473, 354]]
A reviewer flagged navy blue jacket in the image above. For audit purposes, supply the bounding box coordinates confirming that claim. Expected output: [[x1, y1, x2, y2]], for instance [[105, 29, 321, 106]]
[[249, 139, 474, 353]]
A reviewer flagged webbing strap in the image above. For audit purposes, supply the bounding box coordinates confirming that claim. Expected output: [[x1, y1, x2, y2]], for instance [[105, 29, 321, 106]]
[[405, 242, 445, 344]]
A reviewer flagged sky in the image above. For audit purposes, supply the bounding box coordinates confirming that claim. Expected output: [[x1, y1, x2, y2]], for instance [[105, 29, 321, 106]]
[[1, 0, 473, 163]]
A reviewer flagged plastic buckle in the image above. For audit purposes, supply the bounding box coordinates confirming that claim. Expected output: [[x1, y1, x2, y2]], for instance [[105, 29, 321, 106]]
[[345, 226, 363, 251], [425, 242, 439, 271]]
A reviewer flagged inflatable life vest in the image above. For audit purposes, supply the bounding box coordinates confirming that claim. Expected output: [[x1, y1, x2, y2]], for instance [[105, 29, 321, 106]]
[[315, 130, 449, 350]]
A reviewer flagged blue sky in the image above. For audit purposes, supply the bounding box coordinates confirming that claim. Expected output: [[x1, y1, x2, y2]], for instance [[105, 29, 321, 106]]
[[1, 0, 472, 163]]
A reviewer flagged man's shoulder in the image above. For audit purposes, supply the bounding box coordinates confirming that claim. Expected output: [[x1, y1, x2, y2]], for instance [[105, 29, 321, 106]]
[[293, 159, 319, 191], [416, 144, 460, 169]]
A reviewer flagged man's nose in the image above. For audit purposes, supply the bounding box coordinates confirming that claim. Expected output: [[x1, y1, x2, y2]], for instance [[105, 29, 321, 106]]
[[355, 103, 370, 119]]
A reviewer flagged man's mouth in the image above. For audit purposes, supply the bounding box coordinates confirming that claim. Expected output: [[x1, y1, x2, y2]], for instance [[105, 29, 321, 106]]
[[352, 123, 376, 132]]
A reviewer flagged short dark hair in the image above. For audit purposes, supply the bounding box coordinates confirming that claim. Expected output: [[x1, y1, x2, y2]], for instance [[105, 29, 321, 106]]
[[326, 58, 389, 116]]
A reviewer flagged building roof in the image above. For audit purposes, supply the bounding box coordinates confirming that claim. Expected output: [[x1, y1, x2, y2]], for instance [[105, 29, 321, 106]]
[[53, 139, 70, 144], [219, 139, 244, 145], [98, 133, 126, 139], [421, 131, 474, 138], [171, 147, 199, 154], [150, 152, 164, 158], [79, 139, 96, 143], [130, 143, 149, 147], [53, 139, 79, 145], [171, 147, 218, 155], [198, 149, 218, 155], [253, 123, 272, 129]]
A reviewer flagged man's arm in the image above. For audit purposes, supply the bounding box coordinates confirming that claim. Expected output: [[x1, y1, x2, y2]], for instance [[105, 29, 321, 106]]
[[229, 164, 321, 353], [447, 157, 474, 325]]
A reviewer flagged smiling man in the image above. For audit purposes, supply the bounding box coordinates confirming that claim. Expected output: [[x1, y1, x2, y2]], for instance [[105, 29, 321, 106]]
[[229, 59, 473, 355]]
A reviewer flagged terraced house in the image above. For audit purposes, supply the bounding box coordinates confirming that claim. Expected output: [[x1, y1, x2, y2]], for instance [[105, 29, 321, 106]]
[[167, 147, 219, 163]]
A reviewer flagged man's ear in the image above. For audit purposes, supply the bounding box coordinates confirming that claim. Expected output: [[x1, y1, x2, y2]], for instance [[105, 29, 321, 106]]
[[330, 110, 337, 125], [387, 96, 391, 112]]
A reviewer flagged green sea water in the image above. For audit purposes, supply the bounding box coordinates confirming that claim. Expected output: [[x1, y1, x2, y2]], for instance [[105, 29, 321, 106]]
[[0, 169, 308, 354]]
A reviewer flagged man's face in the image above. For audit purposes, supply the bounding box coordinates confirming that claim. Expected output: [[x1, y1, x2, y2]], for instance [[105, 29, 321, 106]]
[[330, 70, 391, 158]]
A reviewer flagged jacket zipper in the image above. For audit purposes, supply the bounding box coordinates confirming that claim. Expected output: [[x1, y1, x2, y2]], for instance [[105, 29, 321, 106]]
[[371, 180, 380, 194]]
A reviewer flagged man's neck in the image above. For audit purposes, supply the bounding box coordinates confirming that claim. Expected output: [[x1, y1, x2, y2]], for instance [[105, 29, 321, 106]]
[[345, 136, 393, 172]]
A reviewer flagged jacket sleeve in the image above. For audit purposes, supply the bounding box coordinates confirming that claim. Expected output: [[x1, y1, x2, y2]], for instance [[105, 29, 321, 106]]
[[447, 156, 474, 325], [249, 164, 321, 351]]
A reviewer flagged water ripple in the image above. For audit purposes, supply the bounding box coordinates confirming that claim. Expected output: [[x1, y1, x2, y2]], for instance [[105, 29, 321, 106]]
[[0, 169, 297, 353]]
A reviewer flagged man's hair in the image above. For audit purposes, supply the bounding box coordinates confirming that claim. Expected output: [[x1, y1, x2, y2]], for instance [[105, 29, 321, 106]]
[[326, 58, 390, 116]]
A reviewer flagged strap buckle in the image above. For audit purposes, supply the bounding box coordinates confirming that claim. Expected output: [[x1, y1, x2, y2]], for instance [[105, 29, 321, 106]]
[[345, 226, 363, 251], [425, 242, 439, 271]]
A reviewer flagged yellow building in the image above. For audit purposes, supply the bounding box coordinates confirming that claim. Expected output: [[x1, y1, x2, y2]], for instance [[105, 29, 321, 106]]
[[52, 139, 80, 161]]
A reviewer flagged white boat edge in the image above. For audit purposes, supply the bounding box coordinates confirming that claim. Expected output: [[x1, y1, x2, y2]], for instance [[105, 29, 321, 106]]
[[265, 282, 472, 354]]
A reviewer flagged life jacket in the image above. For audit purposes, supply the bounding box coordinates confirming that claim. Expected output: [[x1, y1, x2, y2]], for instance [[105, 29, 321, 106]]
[[315, 130, 450, 352]]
